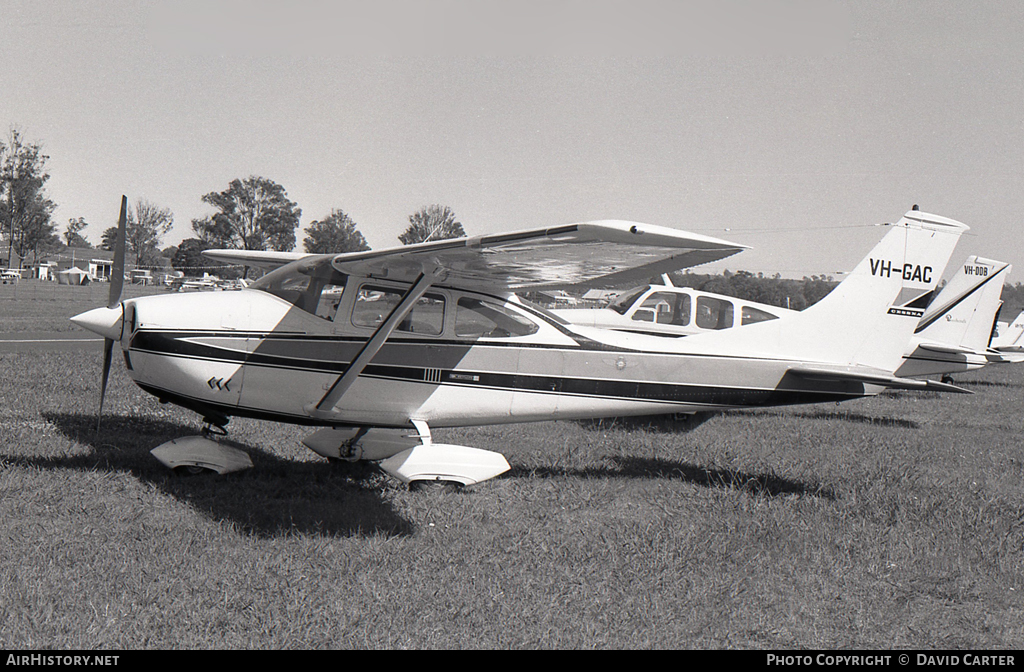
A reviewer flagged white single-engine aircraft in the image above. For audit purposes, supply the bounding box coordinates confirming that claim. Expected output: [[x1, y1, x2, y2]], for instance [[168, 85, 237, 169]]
[[72, 201, 969, 487]]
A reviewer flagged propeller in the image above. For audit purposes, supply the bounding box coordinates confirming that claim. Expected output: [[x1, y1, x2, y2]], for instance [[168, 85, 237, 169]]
[[97, 195, 128, 430]]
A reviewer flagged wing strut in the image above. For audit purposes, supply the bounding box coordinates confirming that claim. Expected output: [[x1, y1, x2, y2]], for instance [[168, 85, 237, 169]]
[[311, 266, 443, 417]]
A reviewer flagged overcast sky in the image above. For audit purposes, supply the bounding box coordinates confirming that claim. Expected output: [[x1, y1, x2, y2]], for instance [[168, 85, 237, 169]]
[[1, 0, 1022, 279]]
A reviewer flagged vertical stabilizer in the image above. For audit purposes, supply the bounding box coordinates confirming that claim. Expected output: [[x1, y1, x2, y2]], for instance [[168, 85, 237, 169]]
[[990, 310, 1024, 349], [681, 208, 969, 372], [914, 256, 1010, 352]]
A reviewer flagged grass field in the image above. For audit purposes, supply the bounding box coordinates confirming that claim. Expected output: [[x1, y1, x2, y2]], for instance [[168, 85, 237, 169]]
[[1, 284, 1023, 648], [0, 282, 166, 332]]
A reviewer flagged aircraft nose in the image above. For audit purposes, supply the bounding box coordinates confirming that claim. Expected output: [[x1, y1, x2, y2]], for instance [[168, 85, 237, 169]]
[[71, 305, 124, 341]]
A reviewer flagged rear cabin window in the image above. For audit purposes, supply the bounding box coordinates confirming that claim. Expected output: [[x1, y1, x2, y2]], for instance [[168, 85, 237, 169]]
[[695, 296, 734, 330], [455, 298, 539, 338], [351, 285, 446, 335], [631, 291, 691, 325], [741, 306, 780, 326]]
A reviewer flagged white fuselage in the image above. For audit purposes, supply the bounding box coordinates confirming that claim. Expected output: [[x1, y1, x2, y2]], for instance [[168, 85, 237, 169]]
[[555, 283, 998, 379], [116, 280, 874, 430]]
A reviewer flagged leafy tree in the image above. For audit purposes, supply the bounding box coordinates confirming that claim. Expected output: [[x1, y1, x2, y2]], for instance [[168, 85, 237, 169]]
[[100, 226, 118, 252], [1, 128, 56, 267], [171, 238, 212, 274], [190, 213, 234, 248], [399, 204, 465, 245], [304, 209, 370, 254], [1000, 282, 1024, 319], [64, 216, 91, 248], [127, 198, 174, 267], [194, 176, 301, 252]]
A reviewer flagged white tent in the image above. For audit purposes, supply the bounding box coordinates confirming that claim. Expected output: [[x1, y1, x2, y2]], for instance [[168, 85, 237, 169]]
[[58, 267, 90, 285]]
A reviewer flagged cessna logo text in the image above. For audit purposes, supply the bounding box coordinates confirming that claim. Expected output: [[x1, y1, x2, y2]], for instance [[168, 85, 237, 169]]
[[870, 259, 932, 283]]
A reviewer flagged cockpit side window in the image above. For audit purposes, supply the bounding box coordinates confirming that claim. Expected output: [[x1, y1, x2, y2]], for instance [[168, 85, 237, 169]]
[[351, 284, 446, 335], [455, 298, 539, 338]]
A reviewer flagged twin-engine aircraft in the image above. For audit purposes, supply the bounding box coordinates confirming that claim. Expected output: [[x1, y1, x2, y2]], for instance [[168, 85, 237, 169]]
[[72, 202, 969, 487], [556, 255, 1012, 382]]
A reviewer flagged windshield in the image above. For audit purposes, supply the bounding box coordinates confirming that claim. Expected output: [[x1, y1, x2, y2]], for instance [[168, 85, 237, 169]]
[[251, 259, 348, 316], [517, 296, 570, 325], [608, 286, 649, 315]]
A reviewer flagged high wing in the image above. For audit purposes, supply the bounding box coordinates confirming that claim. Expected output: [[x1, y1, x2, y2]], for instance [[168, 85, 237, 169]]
[[325, 220, 747, 290], [203, 249, 311, 270]]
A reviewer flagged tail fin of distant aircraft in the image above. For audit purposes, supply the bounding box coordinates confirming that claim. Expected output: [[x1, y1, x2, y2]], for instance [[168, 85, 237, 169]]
[[914, 256, 1010, 352], [990, 309, 1024, 349], [682, 207, 968, 374]]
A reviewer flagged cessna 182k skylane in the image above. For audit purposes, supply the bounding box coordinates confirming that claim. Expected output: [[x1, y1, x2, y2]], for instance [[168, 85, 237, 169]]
[[71, 201, 969, 487], [556, 254, 1013, 382]]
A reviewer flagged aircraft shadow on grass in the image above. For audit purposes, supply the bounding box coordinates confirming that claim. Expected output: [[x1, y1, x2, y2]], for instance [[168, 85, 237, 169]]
[[573, 411, 717, 434], [513, 456, 835, 500], [562, 411, 832, 497], [743, 408, 921, 430], [954, 379, 1024, 390], [35, 412, 415, 539], [31, 411, 832, 536]]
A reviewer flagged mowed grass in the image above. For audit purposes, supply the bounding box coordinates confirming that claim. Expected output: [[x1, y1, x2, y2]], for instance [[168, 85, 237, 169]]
[[1, 286, 1023, 648], [0, 282, 166, 332]]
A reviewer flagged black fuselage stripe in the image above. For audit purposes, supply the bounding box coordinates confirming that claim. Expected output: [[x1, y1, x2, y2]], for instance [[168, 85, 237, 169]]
[[129, 330, 864, 410]]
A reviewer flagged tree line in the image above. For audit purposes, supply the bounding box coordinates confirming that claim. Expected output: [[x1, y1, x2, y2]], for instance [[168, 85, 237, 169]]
[[1, 126, 466, 276], [5, 125, 1024, 314], [666, 269, 839, 311], [667, 269, 1024, 318]]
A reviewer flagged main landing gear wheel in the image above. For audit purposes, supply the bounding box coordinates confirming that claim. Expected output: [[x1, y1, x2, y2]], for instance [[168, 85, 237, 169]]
[[177, 465, 213, 476], [408, 478, 465, 493]]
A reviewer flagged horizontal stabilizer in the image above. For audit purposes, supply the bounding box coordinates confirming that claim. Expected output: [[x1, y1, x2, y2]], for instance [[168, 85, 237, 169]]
[[915, 342, 977, 356], [920, 379, 973, 394], [788, 364, 971, 393]]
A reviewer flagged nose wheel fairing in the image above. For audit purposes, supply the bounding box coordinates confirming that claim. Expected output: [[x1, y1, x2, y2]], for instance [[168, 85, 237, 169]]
[[150, 436, 254, 474]]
